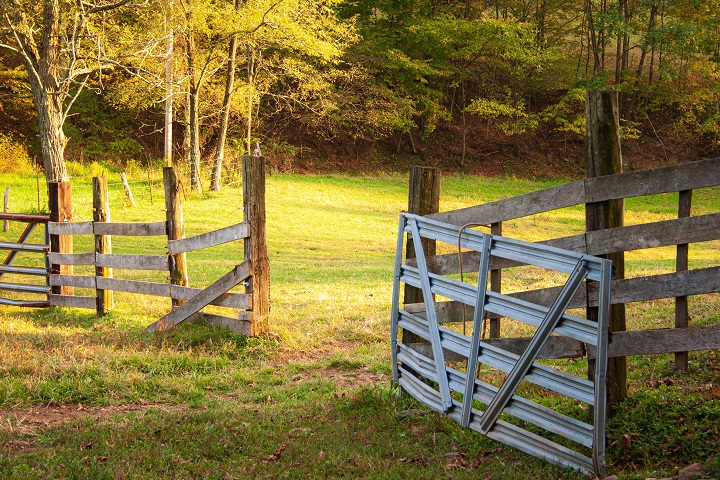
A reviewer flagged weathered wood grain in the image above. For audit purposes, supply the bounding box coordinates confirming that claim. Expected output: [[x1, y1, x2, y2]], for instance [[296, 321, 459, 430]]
[[168, 222, 248, 254], [197, 312, 245, 334], [96, 277, 171, 297], [50, 275, 96, 289], [164, 167, 188, 306], [48, 182, 73, 296], [585, 157, 720, 203], [675, 189, 692, 372], [428, 180, 585, 227], [147, 262, 251, 332], [171, 285, 251, 309], [48, 252, 95, 266], [48, 221, 93, 235], [600, 324, 720, 357], [93, 176, 113, 317], [243, 155, 270, 336], [49, 294, 96, 310], [96, 254, 168, 271], [94, 221, 167, 237], [403, 166, 440, 347], [586, 212, 720, 255], [120, 172, 136, 207]]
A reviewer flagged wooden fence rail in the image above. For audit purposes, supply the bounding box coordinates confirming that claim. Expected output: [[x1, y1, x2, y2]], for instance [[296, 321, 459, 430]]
[[40, 158, 267, 335], [2, 159, 268, 336], [405, 155, 720, 402]]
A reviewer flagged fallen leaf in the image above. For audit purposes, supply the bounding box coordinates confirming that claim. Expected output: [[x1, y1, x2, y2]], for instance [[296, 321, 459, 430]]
[[263, 444, 286, 463]]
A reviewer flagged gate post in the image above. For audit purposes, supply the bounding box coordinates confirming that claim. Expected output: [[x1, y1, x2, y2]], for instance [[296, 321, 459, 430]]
[[164, 166, 189, 306], [242, 155, 269, 336], [402, 166, 440, 345], [48, 181, 73, 296], [93, 176, 113, 316], [585, 90, 627, 406]]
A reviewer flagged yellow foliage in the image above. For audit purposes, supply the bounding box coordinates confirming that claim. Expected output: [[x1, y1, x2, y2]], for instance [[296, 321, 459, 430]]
[[0, 134, 35, 174]]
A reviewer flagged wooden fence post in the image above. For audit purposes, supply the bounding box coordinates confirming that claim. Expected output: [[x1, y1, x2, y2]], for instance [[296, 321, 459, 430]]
[[586, 90, 627, 407], [490, 221, 502, 338], [675, 190, 692, 372], [242, 155, 270, 335], [403, 166, 440, 344], [120, 172, 137, 207], [3, 186, 9, 232], [164, 166, 188, 306], [48, 181, 73, 296], [93, 176, 113, 316]]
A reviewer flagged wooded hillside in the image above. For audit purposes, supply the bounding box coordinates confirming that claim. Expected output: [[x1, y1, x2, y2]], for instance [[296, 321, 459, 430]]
[[1, 0, 718, 179]]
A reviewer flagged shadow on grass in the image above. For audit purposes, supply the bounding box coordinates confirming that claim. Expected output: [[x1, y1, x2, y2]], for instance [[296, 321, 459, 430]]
[[0, 385, 587, 479]]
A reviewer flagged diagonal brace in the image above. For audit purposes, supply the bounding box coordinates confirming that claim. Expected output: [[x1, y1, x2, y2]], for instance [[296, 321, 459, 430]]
[[479, 258, 589, 433], [461, 233, 492, 427], [408, 217, 454, 411], [147, 262, 251, 333]]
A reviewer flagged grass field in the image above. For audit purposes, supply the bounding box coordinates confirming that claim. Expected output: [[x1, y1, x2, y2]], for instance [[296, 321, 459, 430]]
[[0, 168, 718, 479]]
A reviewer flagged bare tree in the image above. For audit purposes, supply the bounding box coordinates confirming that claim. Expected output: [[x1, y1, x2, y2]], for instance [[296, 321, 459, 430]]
[[0, 0, 134, 182]]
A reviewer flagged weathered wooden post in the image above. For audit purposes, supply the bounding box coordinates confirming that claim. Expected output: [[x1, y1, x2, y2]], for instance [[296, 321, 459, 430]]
[[164, 166, 188, 306], [48, 181, 73, 296], [93, 176, 113, 316], [120, 172, 137, 207], [242, 155, 270, 335], [585, 90, 627, 406], [675, 190, 692, 372], [403, 166, 440, 344], [3, 186, 9, 232], [489, 221, 502, 338]]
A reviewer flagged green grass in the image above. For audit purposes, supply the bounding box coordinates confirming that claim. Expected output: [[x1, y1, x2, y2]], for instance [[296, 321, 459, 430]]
[[0, 169, 718, 479]]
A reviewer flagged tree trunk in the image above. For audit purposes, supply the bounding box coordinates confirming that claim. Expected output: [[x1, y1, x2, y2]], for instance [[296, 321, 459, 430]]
[[210, 5, 240, 191], [19, 0, 70, 183], [185, 21, 203, 193], [36, 91, 70, 183], [188, 84, 203, 193]]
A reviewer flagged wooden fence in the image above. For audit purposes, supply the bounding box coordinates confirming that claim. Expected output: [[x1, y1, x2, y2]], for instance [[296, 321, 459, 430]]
[[1, 157, 270, 336], [403, 156, 720, 400]]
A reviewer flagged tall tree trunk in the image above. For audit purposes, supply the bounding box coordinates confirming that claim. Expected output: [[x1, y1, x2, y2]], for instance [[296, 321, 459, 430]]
[[210, 0, 241, 191], [185, 20, 203, 193], [188, 84, 203, 193], [19, 0, 70, 182], [36, 92, 70, 183], [536, 0, 546, 49]]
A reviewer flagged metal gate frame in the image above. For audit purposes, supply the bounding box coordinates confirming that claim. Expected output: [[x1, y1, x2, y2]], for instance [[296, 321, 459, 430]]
[[391, 213, 612, 476], [0, 213, 51, 307]]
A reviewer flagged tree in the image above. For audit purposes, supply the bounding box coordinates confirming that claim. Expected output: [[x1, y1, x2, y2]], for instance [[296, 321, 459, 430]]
[[0, 0, 136, 182]]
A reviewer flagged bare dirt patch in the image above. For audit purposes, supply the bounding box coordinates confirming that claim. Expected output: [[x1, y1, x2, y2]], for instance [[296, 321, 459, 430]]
[[0, 402, 187, 435], [288, 365, 388, 389]]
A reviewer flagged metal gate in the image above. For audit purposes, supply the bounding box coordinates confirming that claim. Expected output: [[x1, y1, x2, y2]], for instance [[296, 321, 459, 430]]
[[391, 213, 612, 476], [0, 213, 50, 307]]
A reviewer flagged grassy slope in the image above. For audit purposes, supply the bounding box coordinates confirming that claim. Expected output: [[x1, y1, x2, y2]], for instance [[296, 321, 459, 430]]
[[0, 170, 718, 479]]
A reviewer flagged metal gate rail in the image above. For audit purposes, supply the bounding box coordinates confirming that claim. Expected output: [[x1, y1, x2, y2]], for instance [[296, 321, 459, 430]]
[[391, 213, 612, 476], [0, 213, 50, 307]]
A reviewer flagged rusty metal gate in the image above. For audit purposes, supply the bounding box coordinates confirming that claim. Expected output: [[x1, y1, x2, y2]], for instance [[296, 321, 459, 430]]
[[391, 213, 612, 476]]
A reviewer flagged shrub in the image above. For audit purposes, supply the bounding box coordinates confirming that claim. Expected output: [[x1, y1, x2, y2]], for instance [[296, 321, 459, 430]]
[[0, 134, 34, 174]]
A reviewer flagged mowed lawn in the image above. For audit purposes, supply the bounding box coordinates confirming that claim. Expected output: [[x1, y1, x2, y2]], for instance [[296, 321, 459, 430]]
[[0, 169, 718, 479]]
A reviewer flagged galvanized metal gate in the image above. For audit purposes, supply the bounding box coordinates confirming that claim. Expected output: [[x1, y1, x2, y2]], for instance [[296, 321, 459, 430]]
[[391, 213, 612, 476]]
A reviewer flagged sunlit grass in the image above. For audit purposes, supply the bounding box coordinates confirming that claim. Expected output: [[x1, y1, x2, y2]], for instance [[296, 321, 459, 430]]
[[0, 170, 718, 478]]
